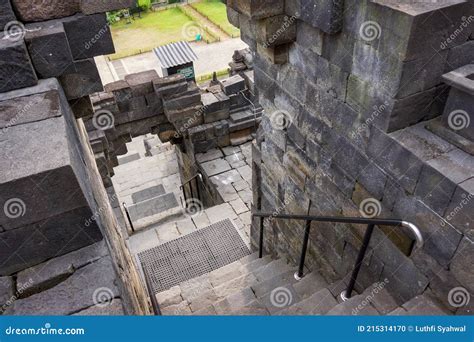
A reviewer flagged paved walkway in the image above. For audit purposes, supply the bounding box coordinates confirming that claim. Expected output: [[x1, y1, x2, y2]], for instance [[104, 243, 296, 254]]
[[96, 38, 248, 85]]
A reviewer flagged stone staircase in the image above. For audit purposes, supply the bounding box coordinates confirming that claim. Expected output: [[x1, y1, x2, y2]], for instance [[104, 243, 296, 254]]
[[156, 252, 451, 316]]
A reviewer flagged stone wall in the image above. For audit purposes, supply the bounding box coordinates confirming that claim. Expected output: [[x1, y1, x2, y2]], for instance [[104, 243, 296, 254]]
[[0, 0, 151, 314], [228, 0, 474, 309]]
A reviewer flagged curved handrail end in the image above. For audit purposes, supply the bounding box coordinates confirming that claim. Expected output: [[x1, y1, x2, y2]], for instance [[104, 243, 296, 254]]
[[401, 221, 424, 248]]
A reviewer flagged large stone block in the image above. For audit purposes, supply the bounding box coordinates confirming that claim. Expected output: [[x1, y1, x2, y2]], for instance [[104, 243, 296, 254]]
[[7, 257, 117, 315], [25, 21, 75, 78], [444, 178, 474, 240], [63, 13, 115, 60], [11, 0, 79, 22], [0, 79, 63, 129], [234, 0, 284, 19], [0, 38, 38, 93], [0, 0, 16, 31], [0, 206, 103, 275], [0, 276, 14, 307], [124, 70, 158, 96], [59, 59, 103, 99], [299, 0, 344, 34], [450, 237, 474, 293], [80, 0, 135, 14], [256, 14, 296, 47], [369, 0, 472, 60]]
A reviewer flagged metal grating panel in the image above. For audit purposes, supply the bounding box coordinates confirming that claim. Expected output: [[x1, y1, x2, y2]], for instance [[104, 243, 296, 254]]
[[138, 219, 250, 294]]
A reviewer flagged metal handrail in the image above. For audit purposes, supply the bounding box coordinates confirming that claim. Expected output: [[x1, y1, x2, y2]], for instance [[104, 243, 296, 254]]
[[180, 173, 203, 205], [252, 212, 423, 301], [122, 202, 135, 233]]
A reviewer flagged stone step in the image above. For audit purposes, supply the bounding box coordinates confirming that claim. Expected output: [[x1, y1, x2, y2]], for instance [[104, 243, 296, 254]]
[[326, 293, 380, 315], [293, 271, 329, 300], [127, 192, 181, 229], [230, 109, 261, 123], [401, 294, 450, 315], [275, 288, 338, 315], [229, 116, 261, 133], [253, 259, 293, 282], [251, 269, 299, 298], [229, 105, 251, 114], [131, 184, 166, 203], [213, 287, 258, 314]]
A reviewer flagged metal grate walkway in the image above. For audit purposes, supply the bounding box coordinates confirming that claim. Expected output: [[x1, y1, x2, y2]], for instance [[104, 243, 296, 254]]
[[138, 219, 250, 294]]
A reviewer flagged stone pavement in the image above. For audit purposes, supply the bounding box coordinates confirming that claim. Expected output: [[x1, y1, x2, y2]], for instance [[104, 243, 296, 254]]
[[196, 142, 254, 240], [96, 39, 248, 83], [1, 241, 125, 316]]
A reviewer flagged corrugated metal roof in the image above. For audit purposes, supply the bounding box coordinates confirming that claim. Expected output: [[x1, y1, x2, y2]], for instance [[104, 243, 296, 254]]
[[153, 41, 198, 69]]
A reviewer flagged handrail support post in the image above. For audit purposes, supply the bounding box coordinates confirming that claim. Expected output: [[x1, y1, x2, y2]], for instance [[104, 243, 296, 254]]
[[295, 220, 312, 280], [342, 223, 375, 301], [258, 216, 264, 258]]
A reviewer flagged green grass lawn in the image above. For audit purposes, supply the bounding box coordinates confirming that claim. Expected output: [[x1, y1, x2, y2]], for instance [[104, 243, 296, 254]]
[[191, 0, 240, 37], [110, 8, 197, 59]]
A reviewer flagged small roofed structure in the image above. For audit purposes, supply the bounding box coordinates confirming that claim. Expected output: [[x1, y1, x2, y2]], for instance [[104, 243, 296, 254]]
[[154, 41, 198, 81]]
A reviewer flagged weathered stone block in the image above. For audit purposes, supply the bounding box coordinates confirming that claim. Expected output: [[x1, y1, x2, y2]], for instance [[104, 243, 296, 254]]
[[257, 14, 296, 47], [227, 5, 240, 28], [80, 0, 135, 14], [125, 70, 158, 96], [234, 0, 284, 19], [450, 237, 474, 293], [0, 0, 16, 31], [0, 38, 38, 93], [444, 177, 474, 240], [11, 0, 79, 22], [0, 79, 63, 129], [0, 206, 103, 275], [219, 75, 246, 95], [69, 96, 94, 119], [257, 43, 289, 65], [299, 0, 344, 34], [163, 91, 201, 112], [8, 257, 117, 315], [0, 276, 14, 307], [367, 126, 423, 193], [59, 59, 103, 99], [63, 13, 115, 60], [104, 80, 132, 102], [25, 21, 75, 78]]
